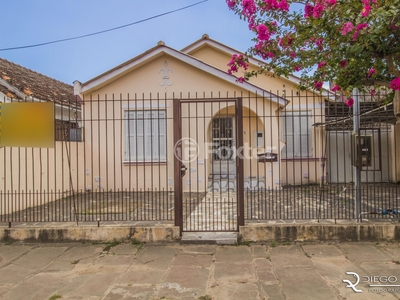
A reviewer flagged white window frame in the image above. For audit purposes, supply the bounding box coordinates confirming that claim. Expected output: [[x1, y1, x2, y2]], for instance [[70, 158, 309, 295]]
[[124, 110, 166, 162], [281, 111, 312, 158]]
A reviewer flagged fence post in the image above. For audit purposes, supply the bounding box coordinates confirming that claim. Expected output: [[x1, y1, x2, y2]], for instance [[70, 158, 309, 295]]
[[353, 88, 362, 222]]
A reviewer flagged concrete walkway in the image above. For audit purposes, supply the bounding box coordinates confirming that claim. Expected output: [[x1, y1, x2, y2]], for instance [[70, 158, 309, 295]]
[[0, 241, 399, 300]]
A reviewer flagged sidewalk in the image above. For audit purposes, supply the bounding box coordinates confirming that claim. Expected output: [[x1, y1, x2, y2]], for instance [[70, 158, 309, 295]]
[[0, 241, 399, 299]]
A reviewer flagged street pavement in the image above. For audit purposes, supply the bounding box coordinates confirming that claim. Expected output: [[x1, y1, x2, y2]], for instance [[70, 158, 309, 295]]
[[0, 241, 399, 300]]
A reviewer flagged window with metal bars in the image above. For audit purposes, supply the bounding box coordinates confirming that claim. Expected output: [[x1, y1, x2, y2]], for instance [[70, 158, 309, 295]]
[[281, 111, 312, 158], [124, 110, 166, 162]]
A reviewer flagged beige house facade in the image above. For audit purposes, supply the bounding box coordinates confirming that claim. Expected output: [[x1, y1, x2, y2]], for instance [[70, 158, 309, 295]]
[[74, 35, 326, 193]]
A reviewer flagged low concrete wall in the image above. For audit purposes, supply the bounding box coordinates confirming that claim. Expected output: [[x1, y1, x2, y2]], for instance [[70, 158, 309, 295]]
[[0, 225, 181, 243], [239, 224, 400, 242], [1, 223, 399, 243]]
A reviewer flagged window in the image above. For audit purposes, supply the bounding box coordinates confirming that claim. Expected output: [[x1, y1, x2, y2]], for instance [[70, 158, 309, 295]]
[[281, 111, 312, 158], [125, 110, 166, 162], [55, 120, 83, 142]]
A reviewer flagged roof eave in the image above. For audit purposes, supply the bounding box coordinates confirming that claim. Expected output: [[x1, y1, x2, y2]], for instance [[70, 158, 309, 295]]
[[80, 45, 287, 106]]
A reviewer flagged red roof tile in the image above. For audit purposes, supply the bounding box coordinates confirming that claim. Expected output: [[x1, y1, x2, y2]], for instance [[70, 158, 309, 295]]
[[0, 58, 79, 107]]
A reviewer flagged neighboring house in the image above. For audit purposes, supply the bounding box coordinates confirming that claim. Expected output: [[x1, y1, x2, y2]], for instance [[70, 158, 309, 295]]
[[324, 98, 397, 183], [74, 34, 328, 193], [0, 58, 83, 212], [0, 58, 82, 141]]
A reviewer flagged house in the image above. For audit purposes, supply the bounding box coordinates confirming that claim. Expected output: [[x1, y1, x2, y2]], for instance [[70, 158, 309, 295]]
[[0, 58, 82, 141], [73, 34, 327, 197]]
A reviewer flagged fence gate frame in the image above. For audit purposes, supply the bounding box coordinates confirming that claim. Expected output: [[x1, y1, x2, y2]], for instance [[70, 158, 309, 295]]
[[173, 98, 244, 234]]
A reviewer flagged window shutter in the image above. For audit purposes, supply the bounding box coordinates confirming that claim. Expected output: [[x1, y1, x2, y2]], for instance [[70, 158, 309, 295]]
[[125, 110, 166, 162], [281, 111, 312, 158], [298, 113, 311, 157], [282, 113, 295, 158], [158, 111, 167, 161]]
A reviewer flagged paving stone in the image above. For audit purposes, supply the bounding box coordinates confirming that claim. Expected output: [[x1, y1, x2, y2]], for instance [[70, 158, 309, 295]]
[[12, 246, 67, 270], [214, 261, 254, 281], [158, 266, 209, 298], [0, 263, 36, 284], [215, 245, 253, 262], [180, 245, 216, 255], [339, 243, 393, 262], [251, 245, 268, 257], [0, 244, 32, 266], [209, 282, 260, 300], [104, 284, 155, 300], [269, 245, 314, 268], [274, 267, 337, 300], [118, 267, 166, 285], [135, 245, 178, 270], [172, 253, 213, 268], [261, 283, 285, 300]]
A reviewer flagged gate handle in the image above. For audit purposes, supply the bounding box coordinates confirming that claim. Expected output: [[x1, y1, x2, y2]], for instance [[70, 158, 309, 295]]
[[181, 164, 187, 177]]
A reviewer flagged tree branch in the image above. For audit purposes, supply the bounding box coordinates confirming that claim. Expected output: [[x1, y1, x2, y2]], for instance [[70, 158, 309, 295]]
[[360, 79, 391, 87]]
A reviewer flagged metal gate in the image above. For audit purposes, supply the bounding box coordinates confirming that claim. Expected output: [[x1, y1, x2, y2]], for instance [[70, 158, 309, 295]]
[[173, 98, 244, 233]]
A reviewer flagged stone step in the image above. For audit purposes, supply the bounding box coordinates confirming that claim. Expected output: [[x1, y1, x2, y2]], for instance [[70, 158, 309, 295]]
[[181, 232, 238, 245]]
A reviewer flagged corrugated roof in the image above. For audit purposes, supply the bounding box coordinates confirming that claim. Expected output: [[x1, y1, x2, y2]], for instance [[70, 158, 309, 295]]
[[0, 58, 79, 107]]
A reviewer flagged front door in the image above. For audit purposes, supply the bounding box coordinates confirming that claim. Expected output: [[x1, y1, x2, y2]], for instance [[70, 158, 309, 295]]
[[211, 117, 236, 175]]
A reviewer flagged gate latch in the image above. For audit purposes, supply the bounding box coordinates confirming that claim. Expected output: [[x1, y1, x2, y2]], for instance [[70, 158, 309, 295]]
[[181, 164, 187, 177]]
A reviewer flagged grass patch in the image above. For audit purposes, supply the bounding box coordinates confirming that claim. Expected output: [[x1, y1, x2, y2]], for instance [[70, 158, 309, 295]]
[[48, 294, 62, 300], [103, 238, 121, 252], [270, 241, 277, 248], [235, 240, 251, 247], [198, 295, 212, 300], [131, 238, 144, 251], [5, 240, 13, 245]]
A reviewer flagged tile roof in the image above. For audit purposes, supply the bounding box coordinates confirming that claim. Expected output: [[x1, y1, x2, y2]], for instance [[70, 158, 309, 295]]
[[0, 58, 79, 107]]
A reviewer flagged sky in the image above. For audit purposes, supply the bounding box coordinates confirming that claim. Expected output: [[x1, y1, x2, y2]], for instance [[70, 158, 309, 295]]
[[0, 0, 256, 85]]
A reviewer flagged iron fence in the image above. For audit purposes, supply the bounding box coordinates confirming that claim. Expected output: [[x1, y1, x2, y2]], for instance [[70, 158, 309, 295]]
[[1, 90, 399, 225]]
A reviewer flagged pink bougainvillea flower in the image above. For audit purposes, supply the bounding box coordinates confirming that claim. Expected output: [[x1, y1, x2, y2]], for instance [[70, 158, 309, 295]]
[[294, 65, 302, 71], [314, 81, 323, 90], [367, 68, 376, 77], [331, 85, 341, 92], [277, 0, 289, 11], [344, 98, 354, 107], [263, 0, 277, 10], [290, 51, 296, 58], [340, 22, 354, 35], [340, 60, 347, 68], [313, 3, 326, 18], [257, 24, 271, 41], [370, 89, 376, 96], [227, 54, 248, 75], [318, 61, 327, 69], [352, 23, 368, 40], [315, 38, 324, 50], [390, 77, 400, 90], [304, 3, 314, 18], [226, 0, 237, 9], [362, 5, 371, 17], [242, 0, 257, 17], [237, 77, 245, 83], [325, 0, 337, 6]]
